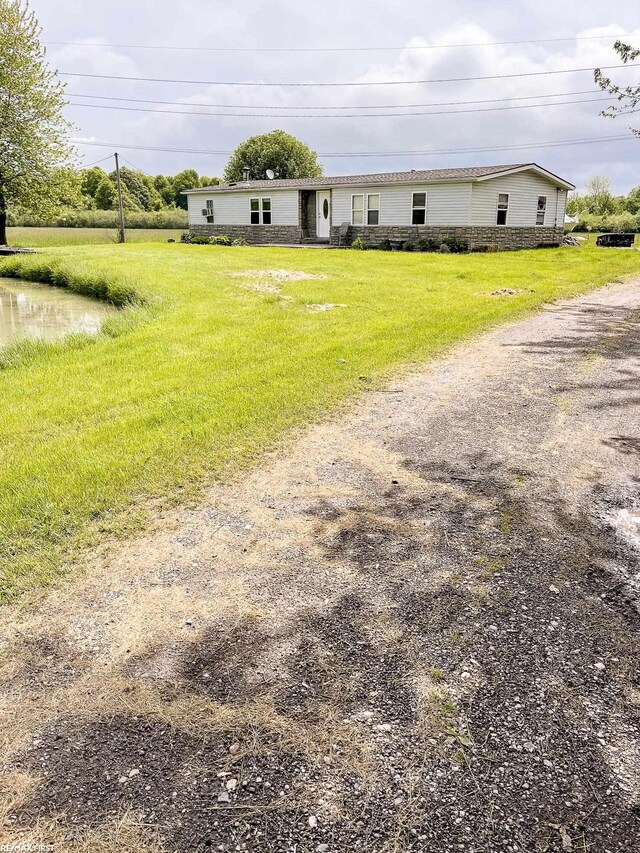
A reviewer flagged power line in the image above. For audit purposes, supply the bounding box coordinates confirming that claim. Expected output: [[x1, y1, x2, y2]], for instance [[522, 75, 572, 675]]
[[65, 88, 603, 111], [120, 155, 152, 175], [45, 32, 633, 53], [81, 153, 115, 168], [71, 133, 634, 159], [58, 62, 640, 88], [66, 95, 613, 119]]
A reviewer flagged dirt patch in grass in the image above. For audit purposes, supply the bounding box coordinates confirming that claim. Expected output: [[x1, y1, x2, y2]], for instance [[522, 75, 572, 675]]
[[306, 303, 348, 313], [490, 287, 535, 296], [231, 269, 327, 283]]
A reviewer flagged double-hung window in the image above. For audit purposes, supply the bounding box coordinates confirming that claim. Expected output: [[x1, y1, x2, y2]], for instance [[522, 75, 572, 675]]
[[205, 199, 214, 221], [536, 195, 547, 226], [367, 194, 380, 225], [250, 197, 271, 225], [351, 194, 364, 225], [496, 193, 509, 226], [412, 192, 427, 225], [352, 193, 381, 225]]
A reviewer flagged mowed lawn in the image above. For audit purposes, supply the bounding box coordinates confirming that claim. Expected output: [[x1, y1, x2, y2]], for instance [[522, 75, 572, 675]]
[[7, 227, 184, 246], [2, 242, 640, 599]]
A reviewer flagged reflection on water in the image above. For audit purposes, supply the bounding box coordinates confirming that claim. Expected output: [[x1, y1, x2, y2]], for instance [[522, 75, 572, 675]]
[[0, 278, 116, 347]]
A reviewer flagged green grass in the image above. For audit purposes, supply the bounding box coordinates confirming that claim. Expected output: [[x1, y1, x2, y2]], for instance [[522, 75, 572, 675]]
[[7, 227, 184, 247], [1, 242, 640, 600]]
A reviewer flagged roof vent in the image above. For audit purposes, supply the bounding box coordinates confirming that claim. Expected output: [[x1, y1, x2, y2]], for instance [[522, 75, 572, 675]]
[[242, 166, 250, 182]]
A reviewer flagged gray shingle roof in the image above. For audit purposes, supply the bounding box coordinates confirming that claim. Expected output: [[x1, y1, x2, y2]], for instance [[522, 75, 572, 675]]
[[184, 163, 533, 193]]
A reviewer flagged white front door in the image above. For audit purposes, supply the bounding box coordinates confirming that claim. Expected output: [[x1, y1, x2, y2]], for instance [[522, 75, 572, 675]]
[[316, 191, 331, 240]]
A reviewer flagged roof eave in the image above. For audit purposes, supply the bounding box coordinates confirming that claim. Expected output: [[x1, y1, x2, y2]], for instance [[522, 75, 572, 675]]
[[475, 163, 575, 191], [182, 175, 484, 194]]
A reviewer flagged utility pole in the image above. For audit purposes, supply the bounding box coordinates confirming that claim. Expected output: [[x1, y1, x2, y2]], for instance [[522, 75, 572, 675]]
[[114, 152, 126, 244]]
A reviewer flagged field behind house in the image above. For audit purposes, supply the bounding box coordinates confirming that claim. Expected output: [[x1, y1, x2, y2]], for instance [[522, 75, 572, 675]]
[[7, 227, 185, 247], [1, 242, 640, 599]]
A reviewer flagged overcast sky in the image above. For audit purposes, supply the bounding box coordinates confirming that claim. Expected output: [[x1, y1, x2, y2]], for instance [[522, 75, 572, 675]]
[[31, 0, 640, 193]]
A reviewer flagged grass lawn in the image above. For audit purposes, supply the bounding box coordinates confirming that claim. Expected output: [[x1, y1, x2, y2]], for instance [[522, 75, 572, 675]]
[[1, 242, 640, 600], [7, 227, 184, 247]]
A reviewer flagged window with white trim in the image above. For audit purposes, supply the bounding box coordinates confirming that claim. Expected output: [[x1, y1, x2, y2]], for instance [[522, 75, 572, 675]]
[[205, 200, 214, 221], [412, 192, 427, 225], [536, 195, 547, 226], [250, 197, 271, 225], [367, 194, 380, 225], [496, 193, 509, 226], [351, 194, 364, 225]]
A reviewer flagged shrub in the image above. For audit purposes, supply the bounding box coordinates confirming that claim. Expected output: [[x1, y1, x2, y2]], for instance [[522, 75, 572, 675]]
[[231, 236, 248, 246], [473, 243, 500, 253], [418, 237, 440, 252], [180, 232, 192, 244], [350, 237, 369, 250], [8, 208, 188, 229], [441, 236, 469, 254], [212, 235, 232, 246], [403, 241, 416, 252], [439, 244, 451, 254], [190, 234, 210, 245], [378, 239, 392, 251]]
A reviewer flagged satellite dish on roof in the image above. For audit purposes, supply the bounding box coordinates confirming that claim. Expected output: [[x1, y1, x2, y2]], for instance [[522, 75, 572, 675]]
[[266, 169, 275, 180]]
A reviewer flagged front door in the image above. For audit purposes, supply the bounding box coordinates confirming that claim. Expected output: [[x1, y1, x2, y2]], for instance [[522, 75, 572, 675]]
[[316, 191, 331, 240]]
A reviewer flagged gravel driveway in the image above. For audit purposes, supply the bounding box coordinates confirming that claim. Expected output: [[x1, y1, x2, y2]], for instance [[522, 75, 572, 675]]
[[2, 279, 639, 853]]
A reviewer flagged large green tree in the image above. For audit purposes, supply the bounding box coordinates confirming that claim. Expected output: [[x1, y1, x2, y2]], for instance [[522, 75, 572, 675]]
[[224, 130, 323, 182], [595, 41, 640, 136], [0, 0, 74, 244], [171, 169, 200, 209]]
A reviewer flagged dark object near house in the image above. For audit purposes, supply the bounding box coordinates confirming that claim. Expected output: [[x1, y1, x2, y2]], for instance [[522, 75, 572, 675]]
[[337, 222, 350, 247], [0, 247, 38, 255], [596, 233, 635, 248]]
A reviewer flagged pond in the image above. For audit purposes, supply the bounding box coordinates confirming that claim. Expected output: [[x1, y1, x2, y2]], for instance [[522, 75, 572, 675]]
[[0, 278, 116, 348]]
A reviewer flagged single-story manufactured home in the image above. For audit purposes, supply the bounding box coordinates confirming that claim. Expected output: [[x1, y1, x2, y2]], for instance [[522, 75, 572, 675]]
[[183, 163, 574, 250]]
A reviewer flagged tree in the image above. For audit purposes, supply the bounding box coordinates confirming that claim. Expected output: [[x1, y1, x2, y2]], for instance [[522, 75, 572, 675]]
[[595, 41, 640, 137], [81, 166, 107, 203], [153, 174, 175, 206], [200, 175, 221, 188], [0, 0, 74, 244], [171, 169, 200, 209], [94, 176, 117, 210], [224, 130, 323, 182], [584, 176, 616, 216], [625, 186, 640, 215]]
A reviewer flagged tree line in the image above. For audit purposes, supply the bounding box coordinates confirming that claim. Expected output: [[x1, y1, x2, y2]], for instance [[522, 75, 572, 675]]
[[567, 177, 640, 233]]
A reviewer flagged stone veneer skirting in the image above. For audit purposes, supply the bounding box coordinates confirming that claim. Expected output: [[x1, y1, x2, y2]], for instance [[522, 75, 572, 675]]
[[190, 223, 564, 250], [191, 224, 303, 245], [330, 225, 565, 250]]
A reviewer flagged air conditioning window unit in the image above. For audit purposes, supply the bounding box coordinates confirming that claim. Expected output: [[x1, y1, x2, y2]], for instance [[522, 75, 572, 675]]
[[201, 208, 208, 217]]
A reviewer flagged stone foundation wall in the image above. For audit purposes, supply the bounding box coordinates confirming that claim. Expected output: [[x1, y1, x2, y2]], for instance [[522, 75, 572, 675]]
[[190, 223, 564, 250], [190, 224, 303, 245], [330, 225, 564, 250]]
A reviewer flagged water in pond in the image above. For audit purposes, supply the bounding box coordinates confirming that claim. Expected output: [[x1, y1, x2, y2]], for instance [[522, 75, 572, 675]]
[[0, 278, 116, 347]]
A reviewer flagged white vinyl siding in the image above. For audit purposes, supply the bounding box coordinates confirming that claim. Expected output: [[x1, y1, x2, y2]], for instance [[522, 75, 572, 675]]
[[187, 189, 299, 226], [471, 172, 565, 227], [332, 182, 472, 226]]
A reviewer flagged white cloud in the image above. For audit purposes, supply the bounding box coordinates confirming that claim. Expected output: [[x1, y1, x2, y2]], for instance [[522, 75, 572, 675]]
[[30, 0, 640, 190]]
